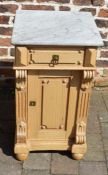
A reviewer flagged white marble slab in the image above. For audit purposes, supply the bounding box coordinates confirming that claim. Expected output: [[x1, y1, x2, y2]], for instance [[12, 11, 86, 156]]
[[12, 10, 103, 46]]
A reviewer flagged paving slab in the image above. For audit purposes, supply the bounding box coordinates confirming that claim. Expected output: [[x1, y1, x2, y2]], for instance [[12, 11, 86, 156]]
[[89, 90, 102, 107], [97, 92, 108, 123], [79, 162, 107, 175], [87, 120, 101, 134], [98, 112, 108, 123], [0, 147, 21, 165], [23, 152, 51, 170], [87, 111, 101, 134], [101, 91, 108, 111], [22, 169, 50, 175], [107, 161, 108, 169], [101, 122, 108, 139], [105, 152, 108, 161], [100, 120, 108, 153], [51, 152, 79, 175], [87, 134, 103, 151], [0, 133, 22, 174], [0, 162, 22, 175], [82, 149, 105, 161], [103, 139, 108, 151]]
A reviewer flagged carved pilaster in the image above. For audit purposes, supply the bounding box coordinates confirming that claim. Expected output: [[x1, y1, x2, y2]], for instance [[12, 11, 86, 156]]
[[15, 70, 27, 144], [71, 70, 95, 160], [76, 70, 95, 144]]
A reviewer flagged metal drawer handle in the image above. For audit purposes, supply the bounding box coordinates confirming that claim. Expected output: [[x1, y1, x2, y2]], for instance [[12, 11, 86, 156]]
[[52, 55, 59, 62], [49, 55, 59, 67]]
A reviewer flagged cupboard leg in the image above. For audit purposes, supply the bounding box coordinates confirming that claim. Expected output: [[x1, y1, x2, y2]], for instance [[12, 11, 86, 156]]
[[14, 143, 29, 161], [71, 143, 87, 160], [16, 153, 29, 161], [72, 153, 84, 160]]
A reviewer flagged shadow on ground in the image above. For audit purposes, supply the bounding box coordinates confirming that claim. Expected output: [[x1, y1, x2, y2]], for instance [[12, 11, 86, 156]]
[[0, 85, 15, 157]]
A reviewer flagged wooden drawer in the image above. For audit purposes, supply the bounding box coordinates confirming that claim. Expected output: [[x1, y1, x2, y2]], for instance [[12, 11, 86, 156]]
[[28, 48, 84, 66]]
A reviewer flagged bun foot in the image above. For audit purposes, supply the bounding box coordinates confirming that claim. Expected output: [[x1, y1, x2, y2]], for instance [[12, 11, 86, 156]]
[[72, 153, 84, 160], [16, 153, 28, 161]]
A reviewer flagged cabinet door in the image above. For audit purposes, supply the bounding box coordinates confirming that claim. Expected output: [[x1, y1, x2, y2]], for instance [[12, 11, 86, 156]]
[[27, 71, 80, 140]]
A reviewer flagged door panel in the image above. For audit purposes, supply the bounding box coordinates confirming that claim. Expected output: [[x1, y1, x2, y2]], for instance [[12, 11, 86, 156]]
[[40, 78, 69, 130]]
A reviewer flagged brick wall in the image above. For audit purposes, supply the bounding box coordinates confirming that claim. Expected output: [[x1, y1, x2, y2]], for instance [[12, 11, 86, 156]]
[[0, 0, 108, 79]]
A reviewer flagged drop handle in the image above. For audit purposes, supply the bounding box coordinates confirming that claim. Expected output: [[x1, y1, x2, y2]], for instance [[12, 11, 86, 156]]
[[52, 55, 59, 64]]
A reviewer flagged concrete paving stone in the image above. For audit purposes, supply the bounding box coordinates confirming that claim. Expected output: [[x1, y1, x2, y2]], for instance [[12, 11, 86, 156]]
[[101, 91, 108, 111], [87, 134, 103, 151], [98, 112, 108, 123], [51, 152, 79, 175], [87, 109, 99, 122], [87, 122, 101, 134], [87, 115, 101, 134], [87, 109, 98, 120], [82, 149, 105, 161], [93, 91, 108, 123], [0, 134, 14, 151], [103, 139, 108, 151], [23, 152, 51, 170], [89, 90, 101, 107], [0, 134, 22, 169], [97, 95, 108, 123], [86, 146, 104, 152], [107, 161, 108, 169], [0, 147, 21, 165], [79, 162, 107, 175], [22, 169, 50, 175], [0, 133, 19, 164], [0, 160, 22, 175], [87, 127, 101, 135], [105, 152, 108, 161], [101, 123, 108, 138], [87, 106, 101, 134], [88, 107, 98, 116]]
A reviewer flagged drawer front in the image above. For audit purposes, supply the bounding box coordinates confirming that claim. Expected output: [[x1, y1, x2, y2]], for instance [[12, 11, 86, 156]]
[[28, 48, 84, 66]]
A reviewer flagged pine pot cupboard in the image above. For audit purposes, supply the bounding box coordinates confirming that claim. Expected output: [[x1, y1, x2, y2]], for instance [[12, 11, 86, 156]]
[[12, 10, 103, 161]]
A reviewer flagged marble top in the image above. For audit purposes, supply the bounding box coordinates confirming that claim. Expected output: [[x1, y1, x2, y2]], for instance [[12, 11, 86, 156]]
[[12, 10, 103, 46]]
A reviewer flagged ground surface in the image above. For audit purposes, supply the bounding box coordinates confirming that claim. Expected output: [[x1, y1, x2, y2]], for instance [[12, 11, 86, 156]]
[[0, 89, 108, 175]]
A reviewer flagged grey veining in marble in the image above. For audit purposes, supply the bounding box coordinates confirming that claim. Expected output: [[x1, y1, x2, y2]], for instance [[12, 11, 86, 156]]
[[12, 10, 103, 46]]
